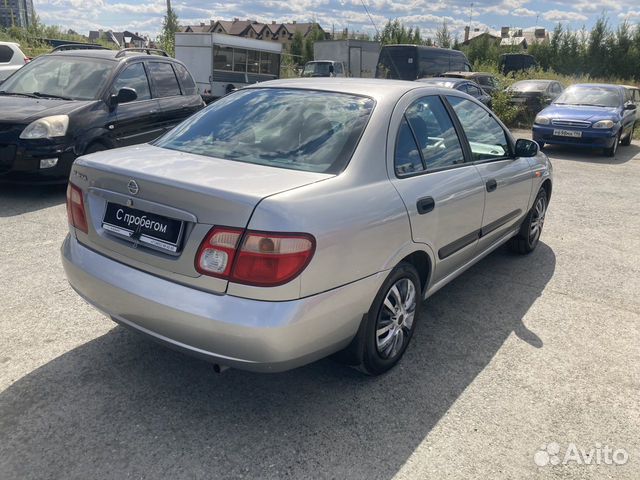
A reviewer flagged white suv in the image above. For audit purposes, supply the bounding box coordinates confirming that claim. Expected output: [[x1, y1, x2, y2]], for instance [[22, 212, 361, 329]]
[[0, 42, 28, 81]]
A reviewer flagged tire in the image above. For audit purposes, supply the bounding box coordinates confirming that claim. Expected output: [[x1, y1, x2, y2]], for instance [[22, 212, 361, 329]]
[[350, 262, 422, 375], [509, 188, 548, 255], [621, 125, 633, 146], [84, 142, 107, 155], [603, 132, 620, 157]]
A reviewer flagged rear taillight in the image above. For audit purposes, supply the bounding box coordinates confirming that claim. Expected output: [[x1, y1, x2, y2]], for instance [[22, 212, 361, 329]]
[[196, 227, 315, 287], [66, 182, 88, 233], [24, 57, 30, 64]]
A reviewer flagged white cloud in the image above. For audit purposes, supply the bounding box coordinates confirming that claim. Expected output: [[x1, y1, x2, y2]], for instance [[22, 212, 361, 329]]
[[512, 7, 536, 17], [543, 9, 588, 22]]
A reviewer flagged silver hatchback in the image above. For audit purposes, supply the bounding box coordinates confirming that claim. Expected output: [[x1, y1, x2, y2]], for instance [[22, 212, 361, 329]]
[[62, 79, 552, 375]]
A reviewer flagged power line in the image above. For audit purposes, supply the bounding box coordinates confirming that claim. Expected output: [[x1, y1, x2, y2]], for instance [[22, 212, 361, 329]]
[[359, 0, 379, 36]]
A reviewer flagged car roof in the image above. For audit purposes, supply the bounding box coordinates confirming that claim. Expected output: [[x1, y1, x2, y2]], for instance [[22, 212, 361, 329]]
[[417, 77, 466, 85], [443, 71, 490, 78], [513, 79, 554, 84], [250, 78, 431, 102], [47, 49, 173, 62], [570, 83, 624, 90], [0, 41, 20, 47]]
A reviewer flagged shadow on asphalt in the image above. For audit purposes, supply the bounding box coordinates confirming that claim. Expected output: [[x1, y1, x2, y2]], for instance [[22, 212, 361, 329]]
[[542, 143, 639, 165], [0, 243, 555, 479], [0, 183, 66, 218]]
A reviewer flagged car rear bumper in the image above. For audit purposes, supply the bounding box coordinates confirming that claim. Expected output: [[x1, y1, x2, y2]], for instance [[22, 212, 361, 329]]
[[532, 125, 617, 148], [61, 234, 385, 372]]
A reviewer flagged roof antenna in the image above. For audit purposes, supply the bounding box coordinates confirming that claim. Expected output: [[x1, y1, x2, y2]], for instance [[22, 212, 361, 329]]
[[360, 0, 379, 37]]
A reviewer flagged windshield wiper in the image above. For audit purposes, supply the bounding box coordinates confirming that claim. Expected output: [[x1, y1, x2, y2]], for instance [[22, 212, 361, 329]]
[[0, 91, 39, 98], [32, 92, 73, 101]]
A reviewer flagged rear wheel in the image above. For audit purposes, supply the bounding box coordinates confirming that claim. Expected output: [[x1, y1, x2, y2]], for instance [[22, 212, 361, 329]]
[[604, 132, 620, 157], [509, 188, 547, 254], [621, 125, 634, 146], [356, 262, 421, 375]]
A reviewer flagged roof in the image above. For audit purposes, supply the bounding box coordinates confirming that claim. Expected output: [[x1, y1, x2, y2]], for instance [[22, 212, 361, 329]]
[[417, 77, 467, 86], [500, 37, 528, 47], [443, 71, 493, 78], [48, 49, 171, 62]]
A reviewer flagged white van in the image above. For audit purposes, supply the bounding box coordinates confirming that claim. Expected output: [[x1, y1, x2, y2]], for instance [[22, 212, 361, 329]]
[[0, 42, 28, 81]]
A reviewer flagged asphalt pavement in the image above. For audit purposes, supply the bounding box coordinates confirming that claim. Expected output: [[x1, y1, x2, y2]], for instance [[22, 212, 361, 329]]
[[1, 137, 639, 479]]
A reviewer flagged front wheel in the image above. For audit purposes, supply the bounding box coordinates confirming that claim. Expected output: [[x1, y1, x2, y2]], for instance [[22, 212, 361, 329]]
[[509, 188, 547, 254], [352, 263, 422, 375], [604, 132, 620, 157]]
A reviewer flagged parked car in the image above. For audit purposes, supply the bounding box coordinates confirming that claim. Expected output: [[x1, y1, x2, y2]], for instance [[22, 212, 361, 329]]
[[533, 83, 636, 156], [0, 46, 204, 182], [499, 53, 537, 75], [416, 77, 492, 108], [507, 80, 564, 114], [62, 78, 552, 375], [442, 71, 500, 95], [302, 60, 346, 77], [0, 41, 29, 81], [376, 45, 471, 80]]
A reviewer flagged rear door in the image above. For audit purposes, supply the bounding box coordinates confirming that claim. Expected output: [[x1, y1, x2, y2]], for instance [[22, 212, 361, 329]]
[[147, 61, 195, 134], [446, 95, 533, 251], [109, 61, 163, 147], [388, 93, 485, 285]]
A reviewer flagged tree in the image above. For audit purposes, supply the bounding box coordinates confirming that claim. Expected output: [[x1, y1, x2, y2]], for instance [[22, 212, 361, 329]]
[[435, 21, 452, 48], [158, 7, 179, 56], [290, 31, 304, 65]]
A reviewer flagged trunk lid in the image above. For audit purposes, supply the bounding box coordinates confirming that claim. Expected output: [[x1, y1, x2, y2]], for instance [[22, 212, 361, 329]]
[[71, 144, 332, 293]]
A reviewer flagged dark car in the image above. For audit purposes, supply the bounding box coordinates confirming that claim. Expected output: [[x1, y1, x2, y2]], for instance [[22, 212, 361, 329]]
[[499, 53, 537, 75], [507, 80, 564, 114], [442, 71, 500, 95], [376, 45, 471, 80], [416, 77, 492, 108], [532, 84, 636, 156], [0, 46, 204, 182]]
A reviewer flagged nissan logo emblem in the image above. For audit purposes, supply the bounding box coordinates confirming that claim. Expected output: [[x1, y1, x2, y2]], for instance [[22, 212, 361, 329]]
[[127, 179, 139, 195]]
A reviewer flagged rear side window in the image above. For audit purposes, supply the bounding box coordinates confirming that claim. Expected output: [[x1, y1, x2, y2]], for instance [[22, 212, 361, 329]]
[[111, 63, 151, 100], [173, 63, 197, 96], [155, 88, 374, 174], [466, 84, 481, 97], [395, 96, 465, 175], [147, 62, 181, 97], [0, 45, 14, 63], [447, 96, 509, 161]]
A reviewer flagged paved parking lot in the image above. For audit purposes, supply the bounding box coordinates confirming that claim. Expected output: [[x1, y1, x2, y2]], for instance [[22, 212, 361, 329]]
[[1, 138, 639, 479]]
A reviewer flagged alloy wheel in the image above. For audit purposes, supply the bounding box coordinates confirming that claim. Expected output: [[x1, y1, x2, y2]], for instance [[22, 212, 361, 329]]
[[529, 195, 547, 244], [376, 278, 417, 359]]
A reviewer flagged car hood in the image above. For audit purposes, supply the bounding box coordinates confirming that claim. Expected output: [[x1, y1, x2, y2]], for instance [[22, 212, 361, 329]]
[[0, 96, 96, 123], [540, 104, 620, 121]]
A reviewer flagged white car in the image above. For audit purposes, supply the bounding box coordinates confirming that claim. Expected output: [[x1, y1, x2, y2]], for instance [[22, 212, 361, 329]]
[[0, 42, 28, 81]]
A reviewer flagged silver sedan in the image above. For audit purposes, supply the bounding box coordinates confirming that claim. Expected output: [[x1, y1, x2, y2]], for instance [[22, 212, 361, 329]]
[[62, 78, 552, 375]]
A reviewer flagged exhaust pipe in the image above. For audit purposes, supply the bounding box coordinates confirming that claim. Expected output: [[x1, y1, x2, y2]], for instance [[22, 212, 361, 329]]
[[213, 363, 229, 374]]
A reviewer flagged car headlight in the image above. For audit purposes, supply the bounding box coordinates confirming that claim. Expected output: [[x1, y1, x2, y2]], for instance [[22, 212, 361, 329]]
[[535, 116, 550, 125], [19, 115, 69, 139], [592, 120, 615, 129]]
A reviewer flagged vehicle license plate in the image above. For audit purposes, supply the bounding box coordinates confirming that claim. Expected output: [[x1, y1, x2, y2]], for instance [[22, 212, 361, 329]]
[[102, 202, 184, 253], [553, 129, 582, 138]]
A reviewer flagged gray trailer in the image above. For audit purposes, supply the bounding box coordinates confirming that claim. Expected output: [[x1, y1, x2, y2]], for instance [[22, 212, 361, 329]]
[[313, 40, 380, 78]]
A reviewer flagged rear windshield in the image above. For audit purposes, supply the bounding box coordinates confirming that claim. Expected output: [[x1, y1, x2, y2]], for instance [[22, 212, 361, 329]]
[[510, 81, 549, 92], [155, 88, 375, 174], [302, 62, 332, 77], [376, 47, 417, 80]]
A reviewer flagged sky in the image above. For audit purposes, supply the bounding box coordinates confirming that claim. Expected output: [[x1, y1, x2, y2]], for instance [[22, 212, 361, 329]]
[[35, 0, 640, 39]]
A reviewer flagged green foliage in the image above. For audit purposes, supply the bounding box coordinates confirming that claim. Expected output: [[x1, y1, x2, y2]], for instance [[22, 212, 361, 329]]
[[303, 24, 325, 64], [0, 15, 114, 57], [491, 89, 522, 126], [375, 19, 433, 45], [435, 21, 452, 48], [158, 7, 179, 56], [290, 31, 304, 65]]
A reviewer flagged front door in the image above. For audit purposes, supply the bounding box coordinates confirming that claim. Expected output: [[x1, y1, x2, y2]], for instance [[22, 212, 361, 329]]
[[388, 94, 486, 286], [445, 95, 533, 250], [109, 62, 163, 147]]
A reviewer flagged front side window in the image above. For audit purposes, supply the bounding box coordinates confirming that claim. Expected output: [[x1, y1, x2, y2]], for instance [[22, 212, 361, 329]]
[[447, 96, 509, 161], [111, 63, 151, 100], [213, 46, 232, 71], [147, 62, 181, 97], [155, 88, 374, 174], [0, 56, 113, 100]]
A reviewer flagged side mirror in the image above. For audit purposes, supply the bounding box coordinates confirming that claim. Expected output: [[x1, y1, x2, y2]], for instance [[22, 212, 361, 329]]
[[109, 87, 137, 108], [624, 103, 637, 111], [515, 138, 539, 158]]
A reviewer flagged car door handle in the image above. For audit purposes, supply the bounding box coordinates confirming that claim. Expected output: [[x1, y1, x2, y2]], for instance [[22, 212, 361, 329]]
[[416, 196, 435, 214], [486, 179, 498, 192]]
